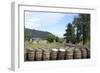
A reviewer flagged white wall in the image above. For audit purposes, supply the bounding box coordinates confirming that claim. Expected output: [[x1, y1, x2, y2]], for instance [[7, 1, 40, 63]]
[[0, 0, 100, 73]]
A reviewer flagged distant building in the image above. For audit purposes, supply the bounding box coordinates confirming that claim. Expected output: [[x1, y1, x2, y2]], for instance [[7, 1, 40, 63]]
[[30, 38, 47, 44]]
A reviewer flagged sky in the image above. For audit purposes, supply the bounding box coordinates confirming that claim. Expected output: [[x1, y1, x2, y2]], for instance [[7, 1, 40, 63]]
[[25, 11, 79, 38]]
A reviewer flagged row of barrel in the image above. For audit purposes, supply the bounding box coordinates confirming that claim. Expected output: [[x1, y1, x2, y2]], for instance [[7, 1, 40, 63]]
[[24, 46, 90, 61]]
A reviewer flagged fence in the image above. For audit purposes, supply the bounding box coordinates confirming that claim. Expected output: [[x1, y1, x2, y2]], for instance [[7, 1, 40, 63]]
[[24, 45, 90, 61]]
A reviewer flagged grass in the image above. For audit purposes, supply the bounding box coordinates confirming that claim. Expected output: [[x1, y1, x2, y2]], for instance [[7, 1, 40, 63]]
[[85, 40, 90, 48], [25, 40, 90, 49], [25, 42, 65, 49], [78, 40, 90, 48]]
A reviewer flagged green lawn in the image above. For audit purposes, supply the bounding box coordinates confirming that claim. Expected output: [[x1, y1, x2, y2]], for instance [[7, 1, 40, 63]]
[[25, 42, 65, 49], [78, 40, 90, 48]]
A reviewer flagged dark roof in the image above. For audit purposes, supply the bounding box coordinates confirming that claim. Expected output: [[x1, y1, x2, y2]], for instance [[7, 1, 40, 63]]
[[25, 28, 52, 39]]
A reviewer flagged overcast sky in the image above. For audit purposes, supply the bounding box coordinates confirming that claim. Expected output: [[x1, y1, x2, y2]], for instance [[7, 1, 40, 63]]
[[25, 11, 79, 38]]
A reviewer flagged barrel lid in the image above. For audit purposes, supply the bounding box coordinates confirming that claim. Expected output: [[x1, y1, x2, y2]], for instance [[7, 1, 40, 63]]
[[52, 48, 58, 51], [59, 48, 65, 52]]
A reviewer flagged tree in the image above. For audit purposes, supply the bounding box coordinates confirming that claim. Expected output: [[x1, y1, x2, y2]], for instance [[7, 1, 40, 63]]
[[47, 34, 56, 43], [55, 36, 59, 42], [24, 29, 31, 41], [73, 14, 90, 45], [79, 14, 90, 44], [64, 23, 76, 44], [73, 17, 82, 43]]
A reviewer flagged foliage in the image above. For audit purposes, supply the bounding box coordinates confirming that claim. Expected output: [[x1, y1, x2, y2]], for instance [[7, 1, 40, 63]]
[[24, 29, 31, 41], [47, 34, 56, 43], [58, 38, 64, 43], [64, 14, 90, 45], [64, 23, 76, 43], [55, 36, 59, 42], [72, 14, 90, 45]]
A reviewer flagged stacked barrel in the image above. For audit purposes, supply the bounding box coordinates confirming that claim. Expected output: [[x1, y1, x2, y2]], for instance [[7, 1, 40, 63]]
[[80, 47, 88, 59], [65, 47, 74, 59], [58, 48, 65, 60], [50, 49, 58, 60], [27, 48, 35, 61], [24, 49, 27, 61], [24, 46, 90, 61], [43, 49, 50, 60], [35, 49, 42, 61], [73, 48, 81, 59]]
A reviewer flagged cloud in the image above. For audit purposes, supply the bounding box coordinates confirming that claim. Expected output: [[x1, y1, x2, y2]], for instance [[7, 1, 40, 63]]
[[52, 31, 65, 38], [25, 22, 41, 29], [25, 12, 66, 29], [29, 18, 40, 22]]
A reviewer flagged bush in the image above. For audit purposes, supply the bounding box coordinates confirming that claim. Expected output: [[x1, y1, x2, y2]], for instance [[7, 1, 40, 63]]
[[58, 39, 64, 43], [47, 34, 56, 43]]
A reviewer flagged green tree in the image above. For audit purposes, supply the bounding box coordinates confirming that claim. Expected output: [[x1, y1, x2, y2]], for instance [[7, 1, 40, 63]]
[[64, 23, 76, 43], [73, 14, 90, 45], [73, 17, 82, 43], [24, 30, 31, 41], [47, 34, 56, 43], [80, 14, 90, 44], [55, 36, 59, 42]]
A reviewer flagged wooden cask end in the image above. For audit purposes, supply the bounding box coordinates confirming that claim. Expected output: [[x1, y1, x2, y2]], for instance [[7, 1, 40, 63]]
[[65, 48, 74, 59], [85, 48, 90, 58], [35, 49, 43, 61], [27, 48, 35, 61], [58, 48, 65, 60], [80, 48, 87, 59], [24, 49, 28, 61], [50, 48, 58, 60], [73, 48, 81, 59], [43, 49, 50, 60]]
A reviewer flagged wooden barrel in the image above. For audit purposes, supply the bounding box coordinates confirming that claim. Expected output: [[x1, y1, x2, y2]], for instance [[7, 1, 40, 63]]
[[43, 49, 50, 60], [73, 48, 81, 59], [58, 48, 65, 60], [85, 48, 90, 58], [27, 48, 35, 61], [50, 48, 58, 60], [80, 48, 87, 59], [35, 49, 43, 61], [65, 47, 74, 59], [24, 49, 28, 61]]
